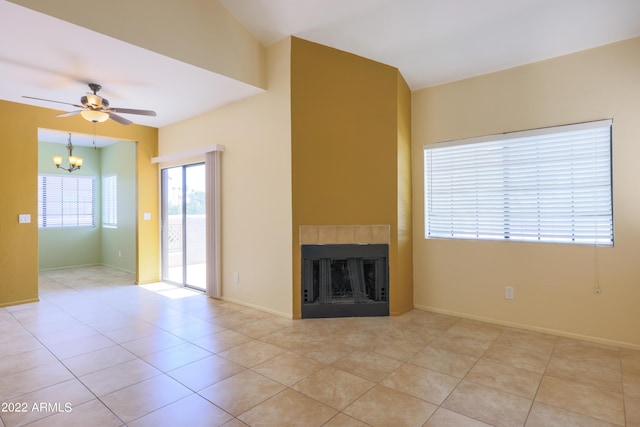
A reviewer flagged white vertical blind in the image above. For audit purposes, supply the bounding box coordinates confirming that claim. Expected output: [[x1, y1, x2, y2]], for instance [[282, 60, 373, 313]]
[[38, 174, 95, 228], [424, 119, 613, 245], [103, 175, 118, 227]]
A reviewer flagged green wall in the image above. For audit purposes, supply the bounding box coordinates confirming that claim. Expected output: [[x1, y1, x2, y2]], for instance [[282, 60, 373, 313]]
[[101, 142, 137, 273], [37, 139, 137, 273], [37, 140, 102, 269]]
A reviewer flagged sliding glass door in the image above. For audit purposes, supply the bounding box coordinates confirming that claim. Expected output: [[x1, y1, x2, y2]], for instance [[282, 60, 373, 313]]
[[161, 163, 206, 290]]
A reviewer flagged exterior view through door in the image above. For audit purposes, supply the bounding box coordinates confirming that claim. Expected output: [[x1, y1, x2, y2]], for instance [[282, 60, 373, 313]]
[[161, 163, 206, 290]]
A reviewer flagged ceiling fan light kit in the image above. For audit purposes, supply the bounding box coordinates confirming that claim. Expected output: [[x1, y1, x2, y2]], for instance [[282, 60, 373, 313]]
[[80, 109, 109, 123]]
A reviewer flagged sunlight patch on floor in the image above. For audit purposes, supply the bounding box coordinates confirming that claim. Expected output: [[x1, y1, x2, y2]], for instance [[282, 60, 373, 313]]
[[140, 282, 202, 299]]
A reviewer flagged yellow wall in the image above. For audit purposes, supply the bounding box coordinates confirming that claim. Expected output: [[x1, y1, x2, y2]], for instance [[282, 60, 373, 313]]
[[132, 129, 160, 285], [291, 37, 413, 317], [396, 73, 413, 315], [412, 37, 640, 348], [0, 102, 39, 306], [159, 38, 292, 317], [0, 100, 158, 306]]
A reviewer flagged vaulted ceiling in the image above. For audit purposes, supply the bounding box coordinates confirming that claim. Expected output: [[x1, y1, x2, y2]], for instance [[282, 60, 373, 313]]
[[2, 0, 640, 137]]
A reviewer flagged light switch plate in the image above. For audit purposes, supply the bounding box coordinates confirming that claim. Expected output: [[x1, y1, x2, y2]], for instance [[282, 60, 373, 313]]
[[143, 212, 151, 220], [18, 214, 31, 223]]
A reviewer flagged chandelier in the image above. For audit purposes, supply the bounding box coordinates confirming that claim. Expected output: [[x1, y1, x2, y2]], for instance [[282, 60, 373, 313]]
[[53, 133, 83, 173]]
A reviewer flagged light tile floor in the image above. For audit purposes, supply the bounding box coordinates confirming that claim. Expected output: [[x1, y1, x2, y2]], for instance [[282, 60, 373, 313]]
[[0, 266, 638, 426]]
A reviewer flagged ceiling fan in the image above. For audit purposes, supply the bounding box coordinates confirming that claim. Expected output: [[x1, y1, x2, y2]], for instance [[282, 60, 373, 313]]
[[23, 83, 156, 125]]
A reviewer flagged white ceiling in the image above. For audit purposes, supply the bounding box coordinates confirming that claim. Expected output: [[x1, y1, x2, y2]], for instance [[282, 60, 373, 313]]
[[2, 0, 640, 144], [221, 0, 640, 89], [38, 128, 128, 149], [0, 1, 263, 133]]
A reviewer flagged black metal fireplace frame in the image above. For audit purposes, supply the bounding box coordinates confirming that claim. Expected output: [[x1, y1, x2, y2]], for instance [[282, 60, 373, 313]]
[[301, 244, 389, 318]]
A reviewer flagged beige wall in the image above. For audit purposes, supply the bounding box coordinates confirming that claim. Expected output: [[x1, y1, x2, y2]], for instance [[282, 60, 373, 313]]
[[159, 38, 292, 317], [412, 37, 640, 348]]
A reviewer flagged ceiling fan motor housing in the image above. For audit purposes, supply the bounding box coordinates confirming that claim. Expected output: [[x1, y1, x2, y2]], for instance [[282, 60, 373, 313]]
[[81, 94, 108, 110]]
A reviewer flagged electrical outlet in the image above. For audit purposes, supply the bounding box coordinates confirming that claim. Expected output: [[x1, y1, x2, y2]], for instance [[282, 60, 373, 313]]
[[505, 286, 514, 300], [233, 272, 239, 283], [118, 250, 122, 257]]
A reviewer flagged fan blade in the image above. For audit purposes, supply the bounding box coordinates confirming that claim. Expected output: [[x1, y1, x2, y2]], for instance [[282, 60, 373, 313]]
[[22, 96, 84, 109], [55, 110, 83, 118], [109, 107, 156, 116], [108, 112, 133, 125]]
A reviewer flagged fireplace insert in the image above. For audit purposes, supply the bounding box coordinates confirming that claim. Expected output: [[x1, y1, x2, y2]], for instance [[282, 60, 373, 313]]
[[301, 244, 389, 318]]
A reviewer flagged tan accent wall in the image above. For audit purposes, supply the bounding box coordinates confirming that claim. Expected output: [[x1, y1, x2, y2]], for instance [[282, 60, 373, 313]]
[[0, 99, 158, 306], [412, 37, 640, 348], [291, 37, 413, 318], [396, 72, 414, 316]]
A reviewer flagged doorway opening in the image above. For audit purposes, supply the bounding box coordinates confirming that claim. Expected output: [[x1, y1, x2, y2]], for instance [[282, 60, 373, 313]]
[[37, 128, 137, 276], [161, 163, 206, 290]]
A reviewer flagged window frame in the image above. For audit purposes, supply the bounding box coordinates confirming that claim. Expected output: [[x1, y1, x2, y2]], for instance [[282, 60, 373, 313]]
[[102, 174, 118, 228], [423, 119, 614, 246]]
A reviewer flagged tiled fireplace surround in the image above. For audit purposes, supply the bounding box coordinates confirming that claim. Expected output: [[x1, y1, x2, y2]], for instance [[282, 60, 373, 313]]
[[300, 225, 390, 246]]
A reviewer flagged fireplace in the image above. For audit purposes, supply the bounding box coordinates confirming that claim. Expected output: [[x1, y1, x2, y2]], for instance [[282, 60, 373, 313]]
[[301, 244, 389, 318]]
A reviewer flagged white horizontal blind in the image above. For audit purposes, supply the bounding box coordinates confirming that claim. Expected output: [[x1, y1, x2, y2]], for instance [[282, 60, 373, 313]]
[[38, 175, 95, 228], [103, 175, 117, 227], [424, 120, 613, 245]]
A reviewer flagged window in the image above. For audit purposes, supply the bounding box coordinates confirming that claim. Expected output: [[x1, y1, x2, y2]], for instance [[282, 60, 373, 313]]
[[38, 174, 95, 228], [424, 119, 613, 246], [103, 174, 117, 227]]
